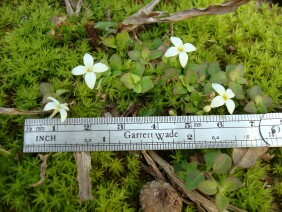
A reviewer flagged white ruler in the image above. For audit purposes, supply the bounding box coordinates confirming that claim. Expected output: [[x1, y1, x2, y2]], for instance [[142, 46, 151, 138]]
[[23, 113, 282, 152]]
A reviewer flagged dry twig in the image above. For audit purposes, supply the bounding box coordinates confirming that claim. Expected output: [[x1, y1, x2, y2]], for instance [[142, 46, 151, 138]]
[[120, 0, 250, 31]]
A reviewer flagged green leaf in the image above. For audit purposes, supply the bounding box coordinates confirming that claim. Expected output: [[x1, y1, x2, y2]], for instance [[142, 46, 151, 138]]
[[244, 101, 257, 113], [40, 83, 54, 96], [94, 21, 117, 32], [130, 62, 145, 77], [185, 103, 198, 114], [185, 84, 194, 92], [261, 95, 273, 107], [140, 76, 154, 93], [235, 63, 245, 76], [225, 64, 236, 74], [197, 180, 218, 195], [204, 151, 221, 171], [185, 69, 198, 84], [133, 83, 142, 93], [190, 91, 201, 103], [120, 73, 136, 89], [228, 70, 240, 82], [186, 162, 198, 171], [213, 153, 232, 174], [149, 50, 163, 60], [128, 50, 141, 62], [141, 46, 150, 60], [131, 74, 141, 84], [222, 176, 242, 192], [204, 82, 213, 94], [102, 36, 117, 48], [109, 54, 122, 70], [215, 193, 229, 212], [237, 77, 248, 85], [228, 82, 245, 100], [173, 82, 187, 94], [150, 37, 163, 50], [185, 170, 205, 190], [248, 85, 263, 100], [116, 31, 130, 49], [55, 89, 68, 97], [207, 62, 221, 76], [210, 71, 227, 84], [257, 103, 268, 114]]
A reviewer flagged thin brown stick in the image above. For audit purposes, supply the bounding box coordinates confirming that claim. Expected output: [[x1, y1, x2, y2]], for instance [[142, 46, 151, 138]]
[[0, 107, 46, 115]]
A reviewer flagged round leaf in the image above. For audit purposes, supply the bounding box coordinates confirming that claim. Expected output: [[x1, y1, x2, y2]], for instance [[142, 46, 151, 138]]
[[40, 83, 54, 96], [109, 54, 122, 70], [197, 180, 218, 195], [228, 82, 245, 99], [185, 170, 205, 190], [102, 36, 117, 48], [204, 151, 221, 170], [130, 62, 145, 77], [222, 176, 242, 192], [215, 193, 229, 212], [213, 153, 232, 174], [248, 85, 263, 100], [140, 76, 154, 93], [261, 95, 273, 107], [173, 82, 187, 95], [185, 69, 198, 84], [210, 71, 228, 84], [133, 83, 142, 93], [141, 46, 150, 60], [244, 101, 257, 113], [207, 62, 221, 76], [120, 73, 136, 89], [128, 50, 141, 62]]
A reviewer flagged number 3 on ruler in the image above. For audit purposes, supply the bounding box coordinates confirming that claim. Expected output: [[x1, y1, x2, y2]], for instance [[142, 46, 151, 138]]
[[117, 124, 124, 130]]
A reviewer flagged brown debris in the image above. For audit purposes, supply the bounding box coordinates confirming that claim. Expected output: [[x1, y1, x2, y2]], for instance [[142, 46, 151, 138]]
[[140, 180, 183, 212]]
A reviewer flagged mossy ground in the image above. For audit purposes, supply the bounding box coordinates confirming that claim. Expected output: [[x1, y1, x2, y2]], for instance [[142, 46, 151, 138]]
[[0, 0, 281, 211]]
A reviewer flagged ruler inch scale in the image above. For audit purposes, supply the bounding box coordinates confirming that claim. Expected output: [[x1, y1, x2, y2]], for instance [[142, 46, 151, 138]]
[[23, 113, 282, 153]]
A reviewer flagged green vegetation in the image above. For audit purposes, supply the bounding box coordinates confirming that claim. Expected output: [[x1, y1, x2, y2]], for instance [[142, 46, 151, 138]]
[[0, 0, 281, 210]]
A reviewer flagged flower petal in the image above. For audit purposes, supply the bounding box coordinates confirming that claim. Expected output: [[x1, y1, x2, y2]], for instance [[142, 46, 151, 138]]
[[210, 96, 225, 108], [44, 102, 58, 111], [93, 63, 108, 73], [61, 103, 69, 111], [183, 43, 196, 52], [59, 109, 68, 122], [164, 47, 179, 57], [212, 83, 225, 95], [83, 53, 94, 67], [85, 72, 96, 89], [72, 66, 87, 75], [179, 52, 188, 68], [226, 88, 235, 98], [47, 97, 60, 105], [170, 36, 183, 47], [225, 99, 235, 114]]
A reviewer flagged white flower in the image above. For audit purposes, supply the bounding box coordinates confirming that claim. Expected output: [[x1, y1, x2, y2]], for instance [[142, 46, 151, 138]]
[[210, 83, 235, 114], [43, 97, 69, 123], [72, 53, 108, 89], [164, 36, 196, 68]]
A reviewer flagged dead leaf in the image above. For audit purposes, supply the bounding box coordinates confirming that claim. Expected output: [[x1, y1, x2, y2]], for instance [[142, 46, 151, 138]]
[[74, 152, 93, 204], [0, 107, 44, 115], [51, 15, 68, 27], [119, 0, 250, 31], [65, 0, 83, 16], [260, 153, 275, 162], [232, 147, 268, 168], [30, 154, 50, 187]]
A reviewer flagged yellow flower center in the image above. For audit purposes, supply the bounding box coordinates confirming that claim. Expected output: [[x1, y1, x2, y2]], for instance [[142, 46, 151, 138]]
[[222, 93, 229, 101], [86, 66, 92, 72], [177, 46, 184, 52]]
